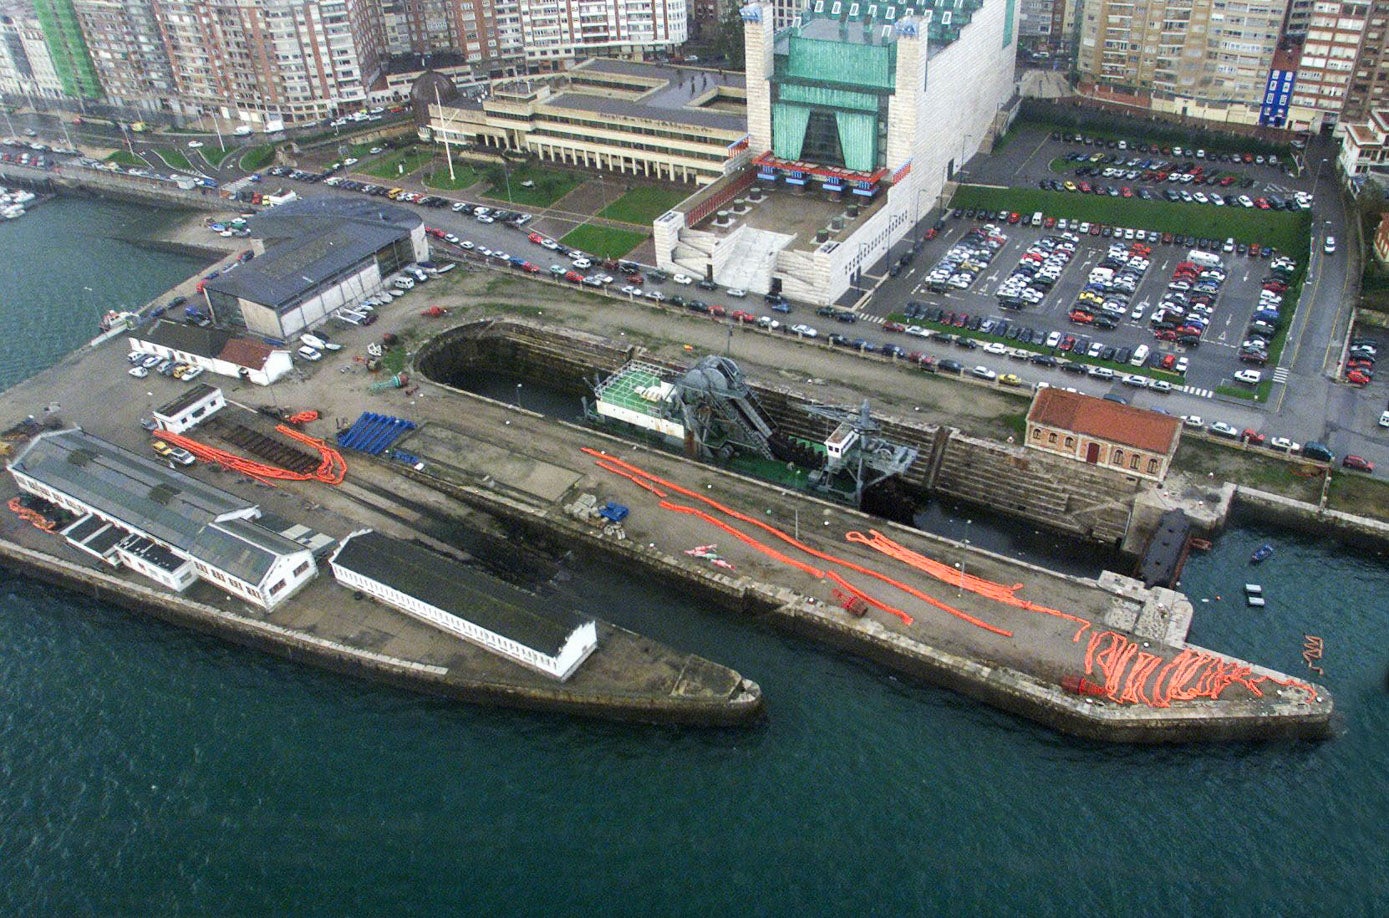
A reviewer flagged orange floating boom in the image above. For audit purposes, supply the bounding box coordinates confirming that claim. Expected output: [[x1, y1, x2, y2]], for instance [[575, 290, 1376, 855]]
[[585, 448, 1014, 636]]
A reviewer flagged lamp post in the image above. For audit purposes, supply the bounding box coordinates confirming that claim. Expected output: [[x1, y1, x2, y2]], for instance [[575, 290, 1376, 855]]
[[515, 382, 523, 410], [958, 519, 972, 596]]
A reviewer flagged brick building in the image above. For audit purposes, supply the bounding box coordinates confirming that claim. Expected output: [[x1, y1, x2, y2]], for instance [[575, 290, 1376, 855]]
[[1025, 388, 1182, 484]]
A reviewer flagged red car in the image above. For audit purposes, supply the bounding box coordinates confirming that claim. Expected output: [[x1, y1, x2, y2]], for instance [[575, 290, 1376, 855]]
[[883, 321, 906, 333], [1007, 212, 1021, 224], [1160, 354, 1177, 370], [924, 227, 939, 240], [1241, 429, 1266, 446], [730, 309, 757, 323], [528, 232, 545, 244], [1342, 455, 1374, 472], [1346, 370, 1371, 386]]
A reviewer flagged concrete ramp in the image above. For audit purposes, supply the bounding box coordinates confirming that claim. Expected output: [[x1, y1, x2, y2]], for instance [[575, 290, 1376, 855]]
[[717, 227, 794, 295]]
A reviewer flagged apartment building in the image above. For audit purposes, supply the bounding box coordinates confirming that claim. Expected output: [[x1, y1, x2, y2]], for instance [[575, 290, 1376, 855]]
[[1077, 0, 1292, 127], [1285, 0, 1367, 131], [67, 0, 175, 111], [0, 0, 66, 99]]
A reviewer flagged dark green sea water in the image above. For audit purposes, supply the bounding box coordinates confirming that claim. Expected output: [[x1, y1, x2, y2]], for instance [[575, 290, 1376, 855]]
[[1, 198, 1387, 915]]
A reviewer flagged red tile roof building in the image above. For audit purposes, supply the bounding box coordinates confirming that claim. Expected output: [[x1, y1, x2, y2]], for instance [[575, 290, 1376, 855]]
[[1025, 388, 1182, 484]]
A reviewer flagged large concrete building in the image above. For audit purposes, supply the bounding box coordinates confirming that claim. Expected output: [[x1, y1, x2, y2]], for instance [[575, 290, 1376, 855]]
[[428, 58, 751, 185], [652, 0, 1017, 305]]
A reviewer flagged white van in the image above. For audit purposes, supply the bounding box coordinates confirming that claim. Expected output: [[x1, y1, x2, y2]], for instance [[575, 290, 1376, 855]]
[[1187, 250, 1222, 268], [1129, 344, 1150, 367], [1031, 211, 1044, 227]]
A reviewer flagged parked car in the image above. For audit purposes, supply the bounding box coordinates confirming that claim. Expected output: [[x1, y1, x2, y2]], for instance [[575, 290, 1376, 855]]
[[1209, 421, 1240, 439], [151, 439, 196, 466], [1341, 454, 1374, 472]]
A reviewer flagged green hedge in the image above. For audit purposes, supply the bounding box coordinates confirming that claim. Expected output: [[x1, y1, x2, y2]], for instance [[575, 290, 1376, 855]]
[[950, 185, 1309, 255]]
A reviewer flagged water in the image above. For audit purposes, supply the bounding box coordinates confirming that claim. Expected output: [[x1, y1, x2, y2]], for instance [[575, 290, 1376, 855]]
[[0, 196, 209, 389], [2, 200, 1387, 914]]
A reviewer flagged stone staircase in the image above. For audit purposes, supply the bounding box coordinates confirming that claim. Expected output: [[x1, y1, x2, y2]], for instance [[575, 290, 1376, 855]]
[[717, 227, 794, 295], [932, 435, 1139, 545]]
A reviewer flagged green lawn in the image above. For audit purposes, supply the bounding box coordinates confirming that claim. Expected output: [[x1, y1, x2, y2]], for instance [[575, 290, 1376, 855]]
[[422, 164, 483, 191], [951, 185, 1309, 255], [560, 225, 648, 259], [152, 148, 193, 171], [598, 187, 689, 224], [362, 147, 435, 179], [485, 163, 583, 207], [105, 150, 142, 166], [200, 145, 240, 167], [241, 145, 276, 171]]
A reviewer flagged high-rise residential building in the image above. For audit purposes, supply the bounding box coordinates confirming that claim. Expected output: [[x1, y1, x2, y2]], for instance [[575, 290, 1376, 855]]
[[1018, 0, 1069, 51], [378, 0, 683, 68], [1287, 0, 1370, 131], [77, 0, 385, 124], [0, 0, 66, 99], [70, 0, 175, 111], [31, 0, 102, 99], [1341, 1, 1389, 122], [1076, 0, 1291, 127]]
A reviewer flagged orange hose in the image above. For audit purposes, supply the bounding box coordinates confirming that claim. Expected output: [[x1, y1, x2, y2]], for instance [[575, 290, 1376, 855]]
[[1082, 629, 1319, 707], [158, 427, 347, 486], [847, 529, 1092, 634], [585, 448, 1014, 635]]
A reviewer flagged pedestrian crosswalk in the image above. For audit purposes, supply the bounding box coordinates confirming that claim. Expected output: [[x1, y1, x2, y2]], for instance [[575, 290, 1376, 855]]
[[1181, 385, 1214, 398], [858, 313, 885, 324], [1272, 366, 1290, 383]]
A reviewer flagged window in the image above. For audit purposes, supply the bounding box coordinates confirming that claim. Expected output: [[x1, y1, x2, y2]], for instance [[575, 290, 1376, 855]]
[[1148, 457, 1160, 474], [1064, 436, 1075, 449], [1113, 448, 1125, 466], [1130, 455, 1140, 470], [1048, 432, 1058, 444]]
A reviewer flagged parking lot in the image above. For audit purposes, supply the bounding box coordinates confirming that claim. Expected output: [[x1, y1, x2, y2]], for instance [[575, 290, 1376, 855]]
[[868, 214, 1290, 399]]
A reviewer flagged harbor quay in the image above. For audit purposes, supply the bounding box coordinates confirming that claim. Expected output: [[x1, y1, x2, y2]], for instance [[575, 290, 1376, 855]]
[[0, 276, 1332, 741]]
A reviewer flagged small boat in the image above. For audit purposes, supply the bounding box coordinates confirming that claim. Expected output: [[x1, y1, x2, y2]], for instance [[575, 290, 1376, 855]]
[[1250, 543, 1274, 564]]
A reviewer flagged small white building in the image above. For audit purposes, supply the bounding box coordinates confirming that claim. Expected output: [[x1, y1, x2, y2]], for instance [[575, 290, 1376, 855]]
[[153, 384, 226, 434], [130, 321, 293, 387], [329, 530, 599, 681], [8, 428, 317, 610]]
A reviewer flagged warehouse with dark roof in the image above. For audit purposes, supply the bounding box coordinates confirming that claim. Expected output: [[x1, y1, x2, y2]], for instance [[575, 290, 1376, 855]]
[[329, 529, 599, 680], [202, 197, 428, 340]]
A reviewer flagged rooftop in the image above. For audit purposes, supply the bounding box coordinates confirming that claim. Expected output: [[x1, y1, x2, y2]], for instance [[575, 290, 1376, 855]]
[[206, 197, 420, 309], [331, 530, 590, 657], [9, 428, 307, 586], [157, 383, 221, 418], [1027, 389, 1182, 455]]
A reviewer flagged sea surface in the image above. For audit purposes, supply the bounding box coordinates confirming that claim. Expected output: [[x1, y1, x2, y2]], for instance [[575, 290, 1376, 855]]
[[2, 198, 1387, 915]]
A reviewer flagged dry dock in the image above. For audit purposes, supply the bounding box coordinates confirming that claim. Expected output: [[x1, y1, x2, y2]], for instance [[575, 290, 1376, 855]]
[[0, 294, 1331, 741]]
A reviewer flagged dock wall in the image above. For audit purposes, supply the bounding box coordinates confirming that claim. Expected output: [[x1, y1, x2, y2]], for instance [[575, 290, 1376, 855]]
[[0, 162, 231, 212], [1235, 486, 1389, 550]]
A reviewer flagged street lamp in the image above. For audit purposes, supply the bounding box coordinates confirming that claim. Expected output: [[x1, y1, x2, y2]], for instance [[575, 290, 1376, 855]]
[[957, 519, 972, 596], [515, 382, 523, 409]]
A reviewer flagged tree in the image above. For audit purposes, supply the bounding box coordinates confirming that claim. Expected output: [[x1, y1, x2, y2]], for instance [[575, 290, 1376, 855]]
[[715, 2, 746, 71]]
